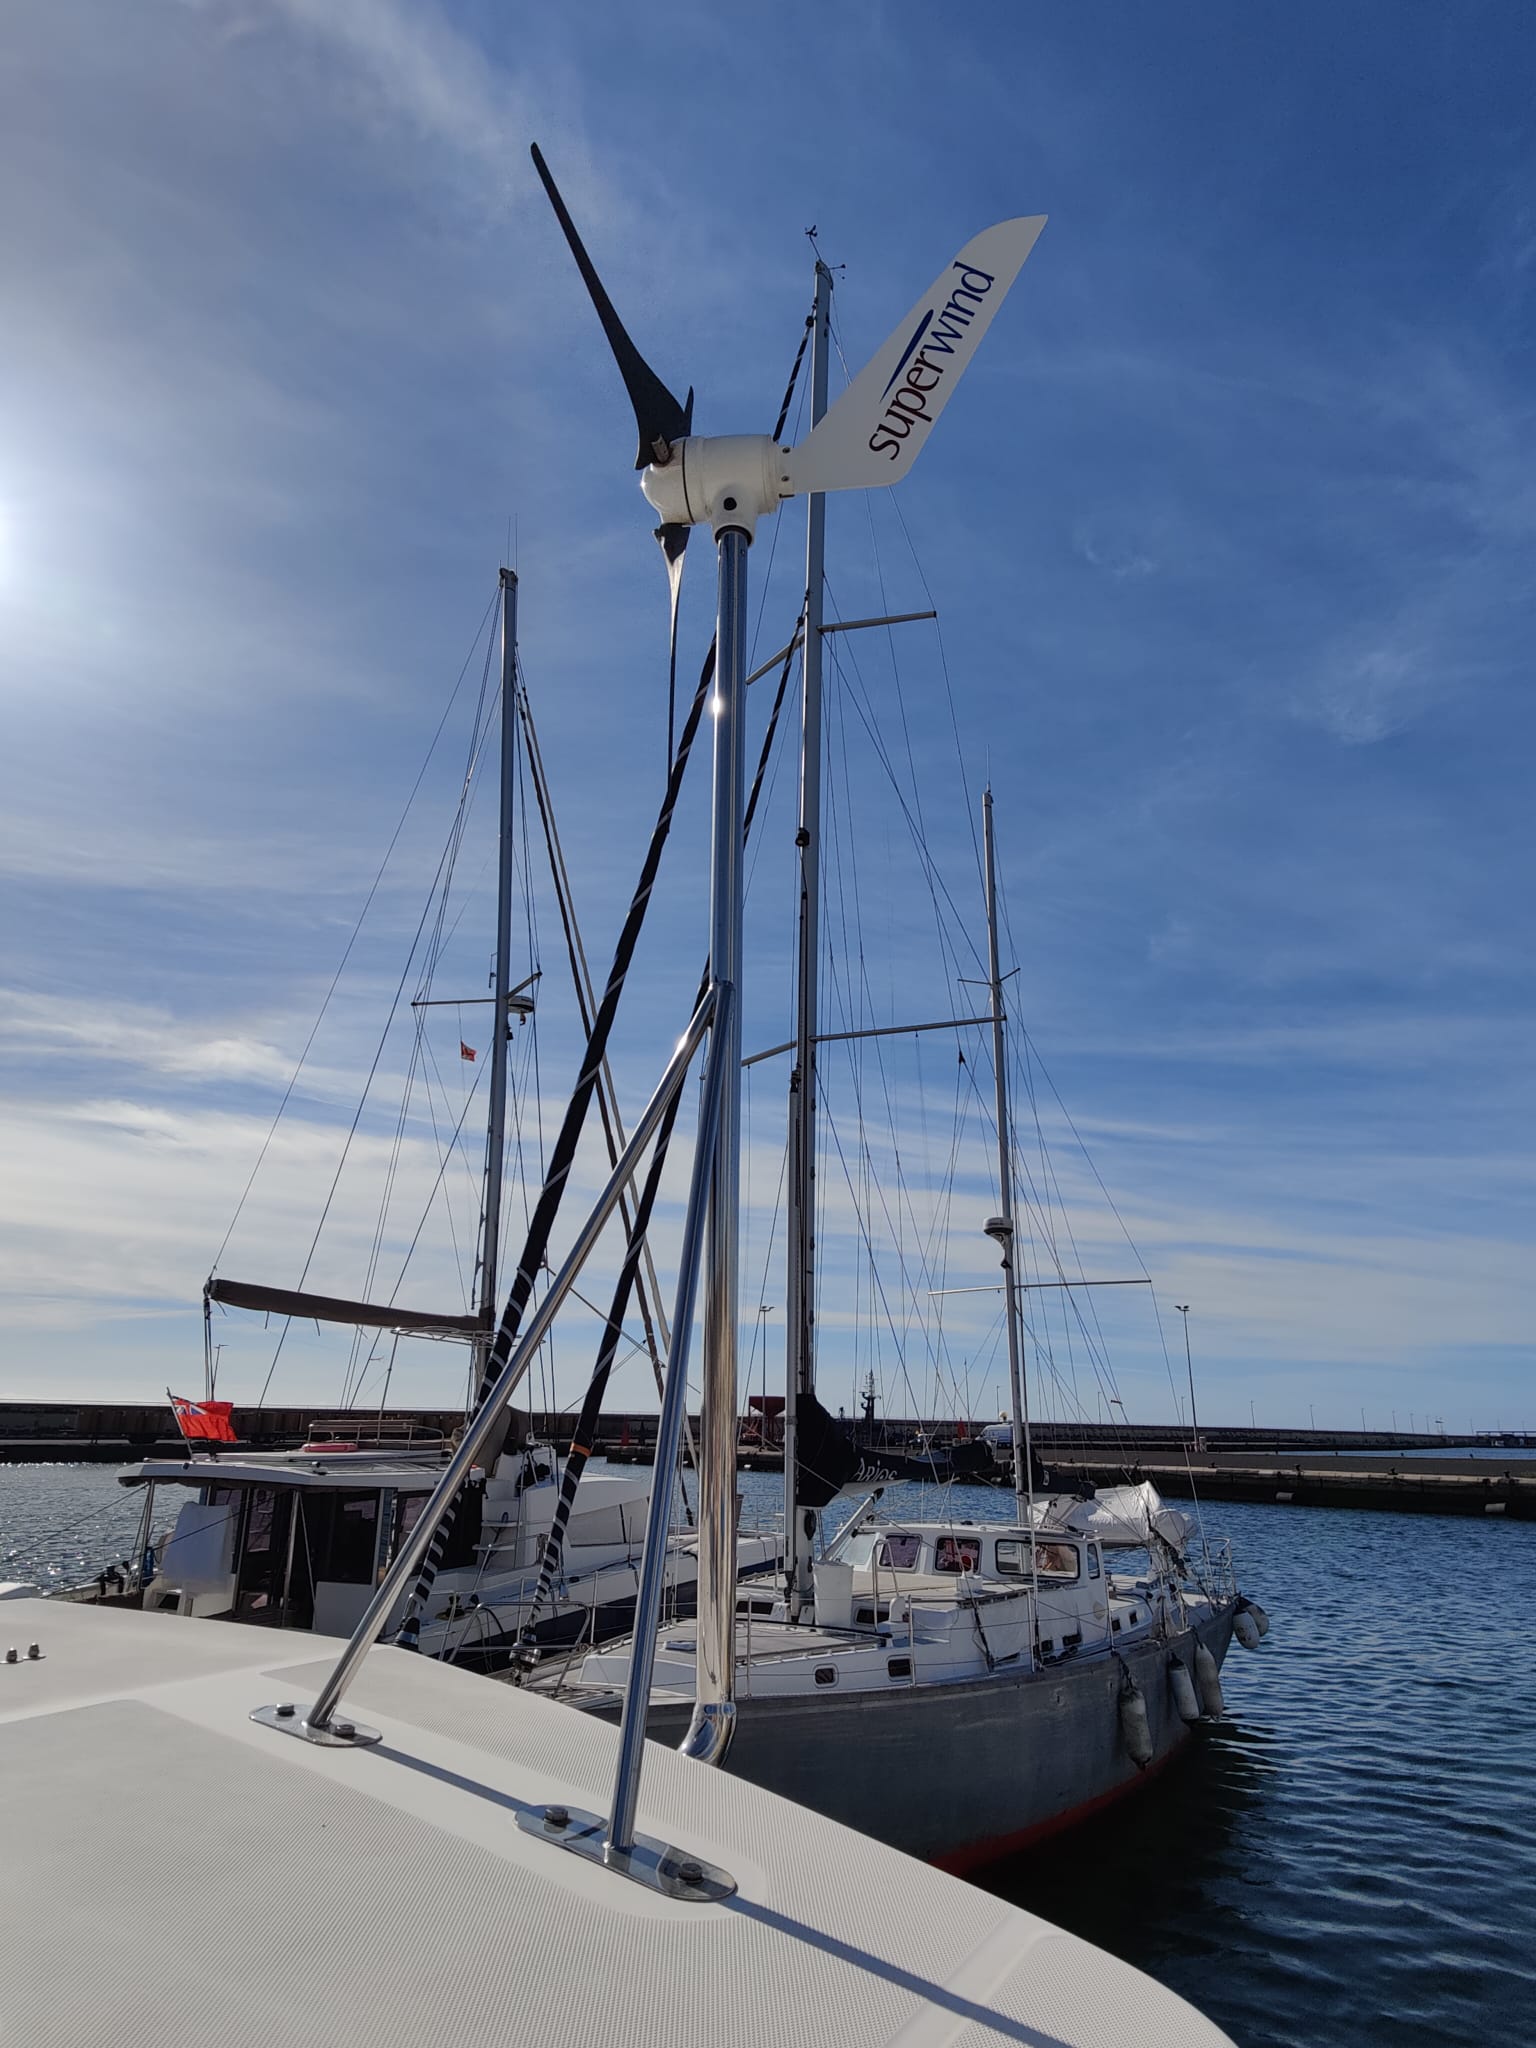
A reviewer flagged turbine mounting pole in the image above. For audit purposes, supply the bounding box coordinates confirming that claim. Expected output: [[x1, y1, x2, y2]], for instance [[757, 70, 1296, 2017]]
[[680, 524, 750, 1768], [784, 253, 832, 1623]]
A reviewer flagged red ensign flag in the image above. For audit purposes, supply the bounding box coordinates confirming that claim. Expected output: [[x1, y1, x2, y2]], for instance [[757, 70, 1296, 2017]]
[[167, 1393, 238, 1444]]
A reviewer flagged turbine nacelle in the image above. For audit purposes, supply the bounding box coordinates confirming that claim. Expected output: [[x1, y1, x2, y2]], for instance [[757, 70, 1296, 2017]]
[[640, 434, 792, 543]]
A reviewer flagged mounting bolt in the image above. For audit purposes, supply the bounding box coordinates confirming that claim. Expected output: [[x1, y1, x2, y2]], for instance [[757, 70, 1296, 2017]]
[[721, 495, 738, 511], [677, 1859, 704, 1886], [4, 1648, 15, 1665], [335, 1720, 356, 1740], [26, 1643, 40, 1660], [544, 1804, 570, 1830], [275, 1703, 296, 1719]]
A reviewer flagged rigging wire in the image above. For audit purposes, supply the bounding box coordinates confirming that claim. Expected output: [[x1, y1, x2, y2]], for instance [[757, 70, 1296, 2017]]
[[211, 585, 500, 1278], [253, 601, 504, 1407]]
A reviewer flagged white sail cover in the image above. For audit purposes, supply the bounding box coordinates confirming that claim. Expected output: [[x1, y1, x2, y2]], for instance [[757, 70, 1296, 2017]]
[[1041, 1482, 1196, 1556]]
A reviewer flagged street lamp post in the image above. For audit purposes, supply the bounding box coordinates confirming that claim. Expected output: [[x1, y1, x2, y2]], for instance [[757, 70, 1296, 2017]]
[[1175, 1304, 1200, 1454]]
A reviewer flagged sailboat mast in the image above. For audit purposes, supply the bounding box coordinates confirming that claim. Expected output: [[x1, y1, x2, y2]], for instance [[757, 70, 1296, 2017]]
[[474, 567, 519, 1404], [983, 788, 1034, 1523], [784, 255, 833, 1620]]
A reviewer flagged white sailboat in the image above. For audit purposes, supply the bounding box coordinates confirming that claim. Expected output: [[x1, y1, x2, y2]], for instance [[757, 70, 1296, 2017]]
[[3, 145, 1238, 2046]]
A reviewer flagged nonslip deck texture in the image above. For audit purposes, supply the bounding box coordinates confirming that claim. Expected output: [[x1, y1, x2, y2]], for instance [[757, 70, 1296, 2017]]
[[0, 1600, 1232, 2048]]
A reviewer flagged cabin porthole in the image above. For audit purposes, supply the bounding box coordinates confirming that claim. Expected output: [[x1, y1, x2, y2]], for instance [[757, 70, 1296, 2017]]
[[887, 1656, 913, 1681], [813, 1664, 838, 1687]]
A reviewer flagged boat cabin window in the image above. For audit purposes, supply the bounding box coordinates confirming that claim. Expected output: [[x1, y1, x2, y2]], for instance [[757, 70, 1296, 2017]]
[[995, 1538, 1080, 1581], [389, 1482, 482, 1573], [876, 1533, 920, 1571], [302, 1492, 380, 1586], [1086, 1544, 1102, 1581], [934, 1536, 981, 1574]]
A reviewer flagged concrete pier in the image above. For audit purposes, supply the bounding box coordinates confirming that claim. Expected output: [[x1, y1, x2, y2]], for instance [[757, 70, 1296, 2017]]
[[1090, 1451, 1536, 1520]]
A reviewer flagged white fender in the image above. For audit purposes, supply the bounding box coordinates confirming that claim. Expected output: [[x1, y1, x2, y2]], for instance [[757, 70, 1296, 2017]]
[[1233, 1609, 1262, 1652], [1169, 1658, 1201, 1724], [1118, 1674, 1154, 1769], [1194, 1639, 1225, 1717]]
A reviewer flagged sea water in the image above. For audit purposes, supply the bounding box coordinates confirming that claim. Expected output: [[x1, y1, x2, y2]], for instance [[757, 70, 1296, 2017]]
[[3, 1464, 1532, 2047]]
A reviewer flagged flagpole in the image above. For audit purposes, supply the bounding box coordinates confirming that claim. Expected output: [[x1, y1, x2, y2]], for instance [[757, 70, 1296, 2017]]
[[167, 1388, 192, 1455]]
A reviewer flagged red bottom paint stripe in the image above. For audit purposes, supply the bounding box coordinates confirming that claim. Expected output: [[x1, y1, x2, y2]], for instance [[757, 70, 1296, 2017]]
[[930, 1732, 1192, 1877]]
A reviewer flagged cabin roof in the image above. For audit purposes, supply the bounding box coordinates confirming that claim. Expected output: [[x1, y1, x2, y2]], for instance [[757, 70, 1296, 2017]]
[[118, 1456, 462, 1492], [0, 1600, 1230, 2047]]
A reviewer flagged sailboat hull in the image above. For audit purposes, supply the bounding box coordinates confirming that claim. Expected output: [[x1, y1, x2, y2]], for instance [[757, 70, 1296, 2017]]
[[604, 1606, 1235, 1872]]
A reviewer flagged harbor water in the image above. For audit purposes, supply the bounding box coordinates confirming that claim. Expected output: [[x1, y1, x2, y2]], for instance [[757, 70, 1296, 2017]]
[[3, 1464, 1532, 2046]]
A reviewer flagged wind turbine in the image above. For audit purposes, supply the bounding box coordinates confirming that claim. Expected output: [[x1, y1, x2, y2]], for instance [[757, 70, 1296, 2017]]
[[240, 158, 1049, 1870], [529, 144, 1045, 1814], [529, 145, 1044, 653]]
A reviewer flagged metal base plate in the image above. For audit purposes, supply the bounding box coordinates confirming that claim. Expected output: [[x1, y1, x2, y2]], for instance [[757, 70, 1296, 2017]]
[[516, 1803, 736, 1902], [250, 1703, 382, 1747]]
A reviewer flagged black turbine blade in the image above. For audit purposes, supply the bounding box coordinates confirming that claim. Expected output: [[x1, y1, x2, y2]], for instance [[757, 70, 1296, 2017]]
[[655, 521, 690, 767], [531, 143, 694, 470]]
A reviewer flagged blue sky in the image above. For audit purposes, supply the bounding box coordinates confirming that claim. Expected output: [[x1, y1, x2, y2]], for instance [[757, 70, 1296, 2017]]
[[1, 0, 1532, 1432]]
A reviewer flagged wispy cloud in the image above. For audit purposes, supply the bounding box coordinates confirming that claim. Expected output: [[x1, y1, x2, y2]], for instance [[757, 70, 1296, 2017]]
[[262, 0, 545, 210], [4, 1, 1534, 1430]]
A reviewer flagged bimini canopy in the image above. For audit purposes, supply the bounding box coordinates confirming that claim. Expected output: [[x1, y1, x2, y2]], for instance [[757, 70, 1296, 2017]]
[[1040, 1482, 1196, 1556]]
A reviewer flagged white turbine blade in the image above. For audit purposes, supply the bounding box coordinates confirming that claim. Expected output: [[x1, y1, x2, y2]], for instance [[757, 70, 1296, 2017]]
[[783, 215, 1046, 497]]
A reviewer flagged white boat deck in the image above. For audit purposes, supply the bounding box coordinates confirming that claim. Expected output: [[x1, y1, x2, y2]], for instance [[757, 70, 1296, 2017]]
[[0, 1599, 1232, 2046]]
